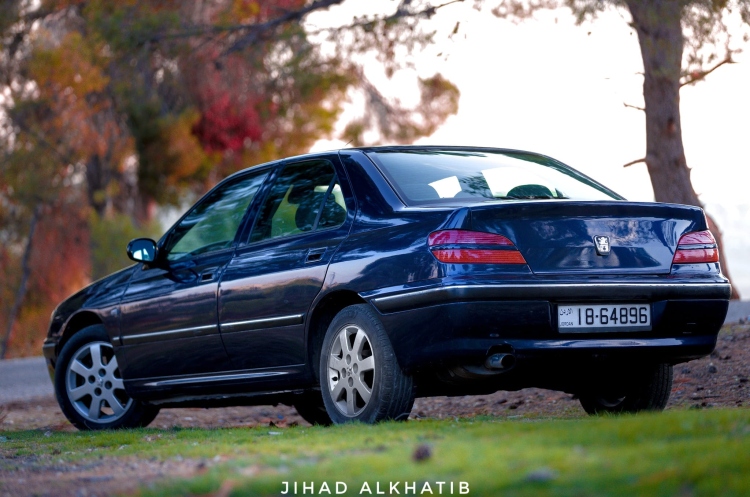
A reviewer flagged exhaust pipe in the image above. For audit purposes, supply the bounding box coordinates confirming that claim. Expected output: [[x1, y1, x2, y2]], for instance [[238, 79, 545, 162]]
[[485, 353, 516, 370]]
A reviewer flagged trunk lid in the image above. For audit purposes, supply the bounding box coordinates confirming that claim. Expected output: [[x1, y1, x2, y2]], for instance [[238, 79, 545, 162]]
[[467, 201, 706, 275]]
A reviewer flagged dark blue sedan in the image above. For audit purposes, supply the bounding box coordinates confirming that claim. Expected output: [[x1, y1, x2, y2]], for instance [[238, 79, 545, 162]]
[[43, 146, 731, 429]]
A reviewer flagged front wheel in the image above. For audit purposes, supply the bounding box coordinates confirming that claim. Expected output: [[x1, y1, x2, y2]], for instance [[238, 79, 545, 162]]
[[320, 304, 414, 424], [54, 325, 159, 430], [579, 363, 673, 415]]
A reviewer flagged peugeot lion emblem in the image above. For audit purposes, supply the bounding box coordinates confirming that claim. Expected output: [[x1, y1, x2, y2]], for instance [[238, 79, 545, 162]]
[[594, 235, 611, 256]]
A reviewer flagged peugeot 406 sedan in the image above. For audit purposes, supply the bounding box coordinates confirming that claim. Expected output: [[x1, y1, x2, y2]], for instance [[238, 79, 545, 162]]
[[42, 146, 730, 429]]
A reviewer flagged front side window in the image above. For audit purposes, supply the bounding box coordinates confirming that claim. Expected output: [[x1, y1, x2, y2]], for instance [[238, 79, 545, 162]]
[[367, 150, 622, 205], [164, 169, 269, 261], [250, 160, 346, 243]]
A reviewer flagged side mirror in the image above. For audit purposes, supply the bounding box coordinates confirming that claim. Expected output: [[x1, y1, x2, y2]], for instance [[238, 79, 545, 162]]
[[127, 238, 158, 263]]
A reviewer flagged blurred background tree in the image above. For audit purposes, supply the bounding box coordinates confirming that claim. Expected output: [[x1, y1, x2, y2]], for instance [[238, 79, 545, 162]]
[[483, 0, 748, 299], [0, 0, 460, 358]]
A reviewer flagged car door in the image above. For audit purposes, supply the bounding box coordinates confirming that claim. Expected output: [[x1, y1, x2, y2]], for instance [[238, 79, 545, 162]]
[[218, 156, 355, 372], [117, 168, 270, 381]]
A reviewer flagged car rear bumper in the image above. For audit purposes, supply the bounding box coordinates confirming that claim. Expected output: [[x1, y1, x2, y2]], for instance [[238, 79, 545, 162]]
[[364, 279, 730, 371], [369, 281, 731, 312]]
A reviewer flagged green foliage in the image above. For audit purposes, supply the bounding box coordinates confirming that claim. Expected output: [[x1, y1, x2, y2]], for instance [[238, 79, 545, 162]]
[[28, 31, 109, 97], [0, 126, 63, 207], [89, 211, 161, 280], [126, 96, 209, 206], [82, 0, 182, 53], [2, 410, 749, 496]]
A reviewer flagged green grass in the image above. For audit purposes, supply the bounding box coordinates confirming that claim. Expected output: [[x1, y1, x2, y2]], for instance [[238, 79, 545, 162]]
[[2, 409, 750, 496]]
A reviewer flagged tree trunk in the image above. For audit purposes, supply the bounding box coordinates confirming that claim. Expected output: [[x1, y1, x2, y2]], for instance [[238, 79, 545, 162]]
[[85, 154, 108, 217], [626, 0, 739, 299], [0, 203, 41, 359]]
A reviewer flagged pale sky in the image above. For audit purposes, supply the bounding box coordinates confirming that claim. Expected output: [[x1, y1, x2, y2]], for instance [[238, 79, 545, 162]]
[[309, 3, 750, 298]]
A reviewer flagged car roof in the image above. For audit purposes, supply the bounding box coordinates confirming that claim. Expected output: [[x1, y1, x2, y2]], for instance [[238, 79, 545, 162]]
[[350, 145, 556, 159], [220, 145, 560, 187], [352, 145, 532, 153]]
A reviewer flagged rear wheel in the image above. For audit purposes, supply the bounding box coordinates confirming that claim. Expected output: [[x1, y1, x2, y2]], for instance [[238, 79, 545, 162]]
[[55, 325, 159, 430], [320, 304, 414, 424], [579, 363, 673, 415]]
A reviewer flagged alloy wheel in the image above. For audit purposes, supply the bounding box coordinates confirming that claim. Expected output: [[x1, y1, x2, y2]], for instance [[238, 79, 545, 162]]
[[327, 325, 375, 417], [65, 341, 132, 423]]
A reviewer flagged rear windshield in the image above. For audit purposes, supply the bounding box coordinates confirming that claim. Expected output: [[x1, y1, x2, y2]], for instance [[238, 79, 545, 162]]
[[366, 150, 622, 205]]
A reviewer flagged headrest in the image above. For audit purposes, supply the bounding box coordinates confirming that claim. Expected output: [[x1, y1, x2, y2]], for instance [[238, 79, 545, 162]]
[[287, 179, 316, 204], [506, 184, 554, 198]]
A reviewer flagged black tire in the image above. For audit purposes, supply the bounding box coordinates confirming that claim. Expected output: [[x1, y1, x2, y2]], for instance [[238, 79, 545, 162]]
[[579, 363, 673, 415], [293, 390, 333, 426], [319, 304, 414, 424], [54, 325, 159, 430]]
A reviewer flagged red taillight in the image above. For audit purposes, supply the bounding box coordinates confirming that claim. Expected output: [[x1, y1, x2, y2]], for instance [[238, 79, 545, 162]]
[[678, 231, 716, 245], [673, 248, 719, 264], [431, 249, 527, 264], [428, 229, 526, 264], [673, 230, 719, 264], [428, 230, 515, 246]]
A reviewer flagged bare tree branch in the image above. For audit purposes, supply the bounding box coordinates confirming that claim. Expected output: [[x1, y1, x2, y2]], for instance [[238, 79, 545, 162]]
[[222, 0, 463, 55], [141, 0, 463, 56], [623, 102, 645, 112], [680, 54, 735, 87], [326, 0, 465, 33], [623, 157, 646, 168], [137, 0, 346, 47]]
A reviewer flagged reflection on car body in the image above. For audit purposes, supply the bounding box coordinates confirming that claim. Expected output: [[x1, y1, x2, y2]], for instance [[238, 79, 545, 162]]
[[43, 146, 730, 429]]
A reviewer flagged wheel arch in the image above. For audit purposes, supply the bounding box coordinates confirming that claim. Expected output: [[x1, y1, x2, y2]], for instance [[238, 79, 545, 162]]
[[57, 311, 105, 361], [306, 290, 368, 382]]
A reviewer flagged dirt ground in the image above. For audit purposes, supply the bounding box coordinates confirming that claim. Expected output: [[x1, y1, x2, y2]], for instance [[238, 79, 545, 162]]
[[2, 324, 748, 496]]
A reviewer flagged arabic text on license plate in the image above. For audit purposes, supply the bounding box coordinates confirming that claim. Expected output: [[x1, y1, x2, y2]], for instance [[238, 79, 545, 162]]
[[557, 304, 651, 333]]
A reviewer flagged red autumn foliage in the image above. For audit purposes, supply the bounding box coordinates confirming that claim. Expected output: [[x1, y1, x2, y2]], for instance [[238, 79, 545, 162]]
[[189, 0, 306, 154], [3, 198, 90, 358], [192, 86, 265, 153]]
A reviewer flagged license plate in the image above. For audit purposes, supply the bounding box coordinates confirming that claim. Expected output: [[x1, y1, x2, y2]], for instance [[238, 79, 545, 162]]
[[558, 304, 651, 333]]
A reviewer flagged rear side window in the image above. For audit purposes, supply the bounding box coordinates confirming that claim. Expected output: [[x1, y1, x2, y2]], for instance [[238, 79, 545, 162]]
[[250, 160, 347, 243], [317, 180, 347, 229], [367, 150, 621, 204]]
